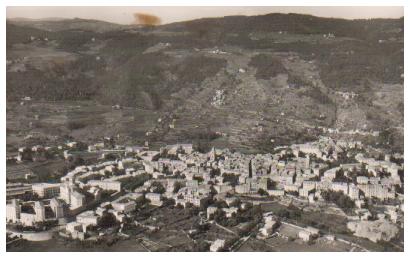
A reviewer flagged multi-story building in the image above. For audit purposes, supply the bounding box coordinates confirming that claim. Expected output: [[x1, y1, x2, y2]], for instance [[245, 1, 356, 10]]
[[32, 183, 61, 198], [6, 199, 21, 223]]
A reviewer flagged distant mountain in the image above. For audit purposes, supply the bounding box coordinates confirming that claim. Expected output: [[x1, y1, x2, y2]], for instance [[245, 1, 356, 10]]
[[7, 17, 131, 32], [6, 13, 404, 152]]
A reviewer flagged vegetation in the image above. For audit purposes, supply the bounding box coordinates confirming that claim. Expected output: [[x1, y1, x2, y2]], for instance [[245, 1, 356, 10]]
[[249, 54, 286, 79], [149, 181, 166, 194], [321, 190, 355, 213], [121, 173, 152, 191]]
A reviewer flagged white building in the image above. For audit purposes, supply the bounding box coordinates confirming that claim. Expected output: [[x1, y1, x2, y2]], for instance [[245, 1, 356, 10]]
[[112, 197, 137, 213], [34, 201, 46, 222], [145, 193, 162, 206], [207, 206, 218, 219], [60, 182, 72, 204], [87, 180, 121, 192], [70, 191, 86, 210], [32, 183, 61, 198], [50, 198, 64, 218], [210, 239, 225, 252], [267, 189, 285, 197], [6, 199, 21, 223], [76, 211, 99, 227]]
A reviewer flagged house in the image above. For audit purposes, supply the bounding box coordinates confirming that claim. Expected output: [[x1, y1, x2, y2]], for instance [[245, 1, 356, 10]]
[[222, 207, 238, 218], [145, 193, 162, 206], [207, 206, 218, 219], [66, 221, 85, 240], [259, 216, 278, 237], [18, 201, 46, 226], [76, 211, 99, 227], [112, 197, 137, 213], [299, 230, 312, 242], [210, 239, 225, 252]]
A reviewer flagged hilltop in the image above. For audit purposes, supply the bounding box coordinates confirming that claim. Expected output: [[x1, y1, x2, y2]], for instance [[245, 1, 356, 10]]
[[6, 13, 404, 152]]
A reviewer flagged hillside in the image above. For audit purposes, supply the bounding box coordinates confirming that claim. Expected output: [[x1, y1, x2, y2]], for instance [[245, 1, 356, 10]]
[[6, 13, 404, 152]]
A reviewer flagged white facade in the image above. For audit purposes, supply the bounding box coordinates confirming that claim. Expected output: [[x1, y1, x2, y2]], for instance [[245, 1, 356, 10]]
[[70, 191, 85, 210], [32, 183, 61, 198], [6, 199, 21, 223]]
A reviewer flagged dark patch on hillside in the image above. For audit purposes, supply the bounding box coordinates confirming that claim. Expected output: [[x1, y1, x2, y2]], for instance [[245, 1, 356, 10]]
[[249, 54, 286, 80]]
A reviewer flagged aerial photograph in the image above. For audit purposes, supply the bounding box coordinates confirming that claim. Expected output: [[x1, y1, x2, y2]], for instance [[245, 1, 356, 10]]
[[5, 5, 404, 252]]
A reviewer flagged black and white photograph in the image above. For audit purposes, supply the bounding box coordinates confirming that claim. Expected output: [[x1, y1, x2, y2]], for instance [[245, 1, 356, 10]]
[[3, 1, 407, 253]]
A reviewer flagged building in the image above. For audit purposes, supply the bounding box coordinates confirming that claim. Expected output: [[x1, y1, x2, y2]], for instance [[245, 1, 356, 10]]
[[145, 193, 162, 206], [299, 230, 312, 242], [112, 196, 137, 213], [66, 221, 85, 240], [356, 176, 369, 185], [210, 239, 225, 252], [34, 201, 46, 222], [6, 199, 21, 223], [50, 198, 64, 218], [88, 180, 121, 192], [60, 182, 72, 204], [358, 184, 395, 200], [76, 211, 99, 227], [70, 191, 86, 210], [6, 183, 32, 199], [348, 184, 360, 200], [20, 213, 37, 227], [207, 206, 218, 219], [299, 188, 310, 197], [259, 216, 278, 237], [32, 183, 61, 198], [331, 182, 348, 195], [267, 189, 285, 197]]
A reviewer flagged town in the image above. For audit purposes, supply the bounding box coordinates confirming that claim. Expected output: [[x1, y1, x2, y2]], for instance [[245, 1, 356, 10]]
[[6, 136, 404, 251]]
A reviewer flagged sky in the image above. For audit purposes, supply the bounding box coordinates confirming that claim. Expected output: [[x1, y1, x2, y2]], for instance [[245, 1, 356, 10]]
[[6, 6, 404, 25]]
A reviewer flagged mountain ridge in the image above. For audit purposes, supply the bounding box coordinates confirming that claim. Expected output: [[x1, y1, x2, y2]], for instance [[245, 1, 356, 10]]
[[6, 13, 404, 152]]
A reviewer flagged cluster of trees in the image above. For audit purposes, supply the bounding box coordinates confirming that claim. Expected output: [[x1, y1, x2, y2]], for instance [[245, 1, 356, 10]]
[[172, 181, 184, 193], [321, 190, 355, 213], [149, 181, 166, 194], [257, 188, 268, 196], [275, 204, 302, 220], [249, 54, 286, 80], [348, 165, 373, 183], [97, 213, 118, 229], [333, 169, 352, 183], [210, 204, 263, 229], [121, 173, 152, 191]]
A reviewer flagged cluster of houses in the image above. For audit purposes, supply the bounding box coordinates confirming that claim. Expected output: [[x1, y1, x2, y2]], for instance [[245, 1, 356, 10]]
[[6, 137, 403, 244]]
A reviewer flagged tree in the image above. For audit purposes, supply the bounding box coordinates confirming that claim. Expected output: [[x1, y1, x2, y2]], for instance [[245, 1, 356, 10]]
[[210, 208, 226, 223], [173, 181, 184, 193], [258, 188, 268, 196], [193, 240, 210, 251], [98, 213, 117, 229], [150, 181, 165, 194]]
